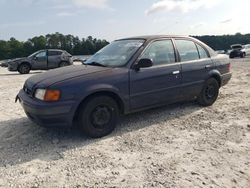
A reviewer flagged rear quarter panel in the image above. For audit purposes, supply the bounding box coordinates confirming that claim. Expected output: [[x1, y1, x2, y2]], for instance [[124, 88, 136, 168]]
[[211, 54, 230, 75]]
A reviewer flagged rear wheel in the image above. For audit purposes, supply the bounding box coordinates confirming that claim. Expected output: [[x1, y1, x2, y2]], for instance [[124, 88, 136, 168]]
[[77, 96, 119, 138], [198, 78, 219, 106], [59, 61, 69, 67], [241, 53, 246, 58], [18, 63, 31, 74]]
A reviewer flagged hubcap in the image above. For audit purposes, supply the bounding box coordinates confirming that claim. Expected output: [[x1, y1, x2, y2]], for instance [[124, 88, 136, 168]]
[[91, 105, 112, 129], [21, 65, 29, 73], [205, 84, 215, 99]]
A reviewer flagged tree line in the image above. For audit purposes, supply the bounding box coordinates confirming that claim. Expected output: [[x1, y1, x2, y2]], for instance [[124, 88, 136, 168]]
[[0, 32, 109, 60], [1, 32, 250, 60], [193, 33, 250, 51]]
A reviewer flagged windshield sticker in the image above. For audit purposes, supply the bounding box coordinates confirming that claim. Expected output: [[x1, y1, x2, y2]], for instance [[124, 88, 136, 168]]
[[124, 42, 143, 48]]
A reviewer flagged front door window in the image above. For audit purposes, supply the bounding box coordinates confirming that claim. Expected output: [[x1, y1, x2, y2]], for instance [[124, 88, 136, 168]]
[[140, 40, 176, 65]]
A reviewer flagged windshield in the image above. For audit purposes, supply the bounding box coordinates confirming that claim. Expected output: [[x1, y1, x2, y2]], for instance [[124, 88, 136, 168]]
[[28, 51, 41, 58], [85, 39, 144, 67]]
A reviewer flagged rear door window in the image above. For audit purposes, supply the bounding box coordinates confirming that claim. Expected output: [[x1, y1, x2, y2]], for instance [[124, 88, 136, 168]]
[[140, 40, 176, 66], [48, 51, 62, 56], [197, 44, 208, 59], [175, 40, 199, 62]]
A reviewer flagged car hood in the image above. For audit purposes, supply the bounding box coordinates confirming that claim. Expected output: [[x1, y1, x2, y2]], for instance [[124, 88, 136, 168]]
[[25, 65, 111, 90], [11, 57, 27, 62], [8, 57, 29, 64]]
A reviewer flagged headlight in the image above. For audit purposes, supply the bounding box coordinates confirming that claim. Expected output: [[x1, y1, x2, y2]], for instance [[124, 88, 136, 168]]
[[34, 89, 61, 102], [34, 89, 46, 100], [8, 61, 15, 65]]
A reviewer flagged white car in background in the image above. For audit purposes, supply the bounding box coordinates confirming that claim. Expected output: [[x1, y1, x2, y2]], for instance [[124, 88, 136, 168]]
[[242, 44, 250, 56]]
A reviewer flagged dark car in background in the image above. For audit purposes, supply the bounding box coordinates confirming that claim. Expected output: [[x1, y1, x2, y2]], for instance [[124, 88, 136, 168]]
[[229, 44, 246, 58], [8, 49, 73, 74], [16, 35, 232, 138], [0, 59, 11, 67]]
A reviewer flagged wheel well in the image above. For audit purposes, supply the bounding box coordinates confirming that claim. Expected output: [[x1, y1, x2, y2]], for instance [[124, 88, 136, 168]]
[[73, 91, 125, 121], [59, 61, 69, 66], [211, 74, 221, 87], [18, 62, 31, 68]]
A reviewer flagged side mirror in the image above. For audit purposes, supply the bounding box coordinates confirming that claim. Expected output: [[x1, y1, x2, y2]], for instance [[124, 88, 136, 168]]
[[33, 56, 38, 60], [134, 58, 153, 71]]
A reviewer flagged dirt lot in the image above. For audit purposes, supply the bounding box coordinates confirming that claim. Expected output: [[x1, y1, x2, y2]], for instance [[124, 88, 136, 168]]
[[0, 58, 249, 188]]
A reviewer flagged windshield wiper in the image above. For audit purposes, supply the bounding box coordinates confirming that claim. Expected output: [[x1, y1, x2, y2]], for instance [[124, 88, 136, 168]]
[[86, 61, 107, 67]]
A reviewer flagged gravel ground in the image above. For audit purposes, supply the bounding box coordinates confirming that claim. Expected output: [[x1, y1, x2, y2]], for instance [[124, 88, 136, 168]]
[[0, 58, 249, 188]]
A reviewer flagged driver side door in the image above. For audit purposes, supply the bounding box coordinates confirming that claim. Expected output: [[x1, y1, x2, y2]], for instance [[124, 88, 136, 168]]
[[129, 39, 182, 110], [32, 50, 48, 70]]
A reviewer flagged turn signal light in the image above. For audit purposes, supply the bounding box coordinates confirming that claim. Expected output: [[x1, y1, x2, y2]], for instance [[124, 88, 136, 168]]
[[44, 90, 61, 101]]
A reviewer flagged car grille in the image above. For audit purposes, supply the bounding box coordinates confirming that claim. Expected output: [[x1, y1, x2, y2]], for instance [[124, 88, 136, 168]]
[[23, 85, 33, 97]]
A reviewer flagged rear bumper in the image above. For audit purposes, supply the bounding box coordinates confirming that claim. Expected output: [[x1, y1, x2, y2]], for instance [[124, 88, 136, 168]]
[[17, 89, 76, 127], [221, 72, 232, 86]]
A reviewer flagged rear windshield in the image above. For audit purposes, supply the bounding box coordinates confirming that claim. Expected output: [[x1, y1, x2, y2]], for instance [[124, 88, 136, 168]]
[[231, 45, 242, 49]]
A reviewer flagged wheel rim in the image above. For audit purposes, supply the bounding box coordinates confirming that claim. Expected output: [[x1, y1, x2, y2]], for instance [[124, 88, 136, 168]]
[[205, 84, 216, 99], [90, 105, 112, 129], [21, 65, 29, 73], [60, 62, 67, 67]]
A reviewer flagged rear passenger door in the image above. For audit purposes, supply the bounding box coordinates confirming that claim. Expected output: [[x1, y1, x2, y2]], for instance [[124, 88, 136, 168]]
[[129, 39, 182, 110], [48, 50, 62, 69], [174, 39, 214, 98]]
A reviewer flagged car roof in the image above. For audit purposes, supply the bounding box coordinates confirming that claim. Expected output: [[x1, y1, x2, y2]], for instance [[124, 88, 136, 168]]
[[48, 49, 64, 52], [231, 44, 242, 47], [117, 35, 217, 57], [117, 35, 190, 41]]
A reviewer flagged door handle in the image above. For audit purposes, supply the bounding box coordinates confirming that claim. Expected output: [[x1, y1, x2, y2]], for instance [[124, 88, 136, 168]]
[[172, 70, 180, 75], [205, 65, 212, 69]]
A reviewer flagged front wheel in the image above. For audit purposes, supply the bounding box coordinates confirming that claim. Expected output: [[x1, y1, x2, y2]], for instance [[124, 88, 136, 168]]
[[198, 78, 219, 106], [77, 96, 119, 138], [18, 63, 31, 74]]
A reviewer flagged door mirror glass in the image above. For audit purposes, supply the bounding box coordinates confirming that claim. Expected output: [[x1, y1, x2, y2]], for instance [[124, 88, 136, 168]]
[[134, 58, 153, 70]]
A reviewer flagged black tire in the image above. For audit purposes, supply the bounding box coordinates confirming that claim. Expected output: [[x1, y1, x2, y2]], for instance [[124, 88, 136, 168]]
[[198, 78, 219, 106], [240, 53, 246, 58], [59, 61, 69, 67], [18, 63, 31, 74], [78, 96, 119, 138]]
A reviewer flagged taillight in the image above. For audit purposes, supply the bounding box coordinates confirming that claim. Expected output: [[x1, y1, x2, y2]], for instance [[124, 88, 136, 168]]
[[228, 63, 231, 72]]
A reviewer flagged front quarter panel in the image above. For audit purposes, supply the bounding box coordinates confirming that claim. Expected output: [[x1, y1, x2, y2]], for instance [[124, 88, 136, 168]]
[[8, 61, 19, 71], [51, 67, 130, 114]]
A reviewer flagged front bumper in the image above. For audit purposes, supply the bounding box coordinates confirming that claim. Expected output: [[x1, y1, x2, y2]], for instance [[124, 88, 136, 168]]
[[17, 89, 76, 127], [8, 63, 18, 71], [221, 72, 232, 86]]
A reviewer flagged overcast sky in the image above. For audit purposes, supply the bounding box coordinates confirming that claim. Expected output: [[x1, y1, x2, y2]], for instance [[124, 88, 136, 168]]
[[0, 0, 250, 41]]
